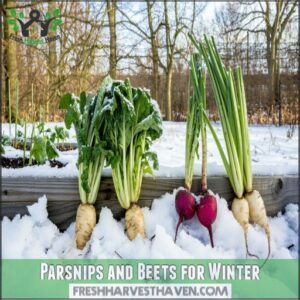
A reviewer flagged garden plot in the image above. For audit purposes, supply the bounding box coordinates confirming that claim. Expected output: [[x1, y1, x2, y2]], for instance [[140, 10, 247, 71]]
[[1, 122, 298, 259], [2, 122, 298, 178]]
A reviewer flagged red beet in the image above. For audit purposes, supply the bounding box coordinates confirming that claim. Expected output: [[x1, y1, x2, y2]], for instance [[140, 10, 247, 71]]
[[196, 193, 217, 247], [174, 189, 196, 242]]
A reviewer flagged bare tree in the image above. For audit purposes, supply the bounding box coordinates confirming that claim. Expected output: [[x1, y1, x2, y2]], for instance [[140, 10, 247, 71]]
[[3, 0, 19, 118], [107, 0, 117, 78], [218, 1, 298, 112], [118, 1, 163, 101], [47, 0, 58, 121], [160, 0, 186, 120]]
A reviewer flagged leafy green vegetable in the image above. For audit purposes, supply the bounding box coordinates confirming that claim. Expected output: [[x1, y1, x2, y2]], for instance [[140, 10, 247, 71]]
[[1, 135, 11, 146], [46, 140, 59, 160], [29, 123, 59, 165], [103, 78, 163, 209], [54, 125, 69, 148], [30, 136, 47, 164], [59, 78, 113, 204]]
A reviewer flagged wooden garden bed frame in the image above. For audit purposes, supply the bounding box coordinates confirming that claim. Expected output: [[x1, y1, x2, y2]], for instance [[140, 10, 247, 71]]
[[2, 175, 298, 229]]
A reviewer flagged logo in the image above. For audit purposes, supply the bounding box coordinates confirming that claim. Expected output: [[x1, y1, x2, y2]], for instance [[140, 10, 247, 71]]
[[6, 7, 62, 45]]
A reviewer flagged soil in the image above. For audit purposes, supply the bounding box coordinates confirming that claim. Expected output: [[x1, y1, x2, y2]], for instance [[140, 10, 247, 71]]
[[57, 145, 77, 151], [14, 143, 77, 152], [15, 143, 31, 151], [0, 157, 67, 169]]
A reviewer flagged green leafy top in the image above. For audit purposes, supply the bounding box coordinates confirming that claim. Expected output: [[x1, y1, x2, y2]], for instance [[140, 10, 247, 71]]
[[189, 34, 252, 198], [103, 78, 163, 209], [59, 77, 114, 203], [185, 53, 206, 190], [59, 77, 162, 206]]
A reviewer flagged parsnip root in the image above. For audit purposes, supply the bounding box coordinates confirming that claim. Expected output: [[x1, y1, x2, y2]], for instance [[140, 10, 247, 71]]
[[125, 204, 145, 240], [232, 197, 259, 258], [75, 204, 96, 250], [246, 190, 271, 260]]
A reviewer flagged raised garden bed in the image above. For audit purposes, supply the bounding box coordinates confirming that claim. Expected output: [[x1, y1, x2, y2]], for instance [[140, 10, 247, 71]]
[[2, 175, 298, 230], [0, 157, 66, 169]]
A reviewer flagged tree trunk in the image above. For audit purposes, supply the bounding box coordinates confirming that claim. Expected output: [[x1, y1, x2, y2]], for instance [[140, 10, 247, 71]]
[[146, 0, 159, 101], [266, 34, 277, 110], [4, 0, 18, 120], [152, 48, 159, 101], [107, 0, 117, 78], [47, 1, 58, 122], [166, 69, 172, 121]]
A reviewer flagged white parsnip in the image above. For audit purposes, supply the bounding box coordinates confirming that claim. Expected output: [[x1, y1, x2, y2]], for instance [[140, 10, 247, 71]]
[[232, 197, 258, 258], [125, 204, 145, 241], [75, 204, 96, 250], [246, 190, 271, 258]]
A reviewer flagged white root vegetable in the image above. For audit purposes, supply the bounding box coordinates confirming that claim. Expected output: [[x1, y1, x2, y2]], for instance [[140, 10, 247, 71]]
[[75, 204, 96, 250], [125, 204, 145, 240], [246, 190, 271, 259], [232, 197, 259, 258]]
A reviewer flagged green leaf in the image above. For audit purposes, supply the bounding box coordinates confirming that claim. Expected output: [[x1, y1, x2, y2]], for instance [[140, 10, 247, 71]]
[[54, 18, 62, 25], [37, 122, 45, 134], [53, 8, 60, 17], [50, 132, 56, 143], [59, 93, 73, 109], [2, 135, 12, 146], [45, 11, 51, 19], [19, 11, 25, 19], [30, 137, 47, 164], [143, 151, 159, 171], [13, 25, 19, 32], [7, 19, 16, 25], [79, 91, 87, 114], [46, 140, 59, 160], [9, 9, 16, 17], [64, 109, 74, 129]]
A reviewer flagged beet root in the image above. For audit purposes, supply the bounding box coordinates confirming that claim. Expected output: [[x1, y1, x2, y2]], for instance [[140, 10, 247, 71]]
[[174, 189, 196, 242], [196, 193, 217, 247]]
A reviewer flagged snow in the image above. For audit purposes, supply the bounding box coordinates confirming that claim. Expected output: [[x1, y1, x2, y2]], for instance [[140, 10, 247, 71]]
[[2, 122, 298, 258], [2, 192, 298, 259], [1, 122, 298, 178]]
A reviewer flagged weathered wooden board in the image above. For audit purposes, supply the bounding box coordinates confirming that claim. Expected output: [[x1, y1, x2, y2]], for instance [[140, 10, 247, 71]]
[[1, 176, 298, 229]]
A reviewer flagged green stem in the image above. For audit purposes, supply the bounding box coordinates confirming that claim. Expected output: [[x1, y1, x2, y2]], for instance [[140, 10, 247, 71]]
[[29, 123, 35, 166], [14, 81, 19, 148], [23, 116, 27, 165], [200, 75, 207, 193], [8, 79, 11, 140], [122, 117, 129, 207]]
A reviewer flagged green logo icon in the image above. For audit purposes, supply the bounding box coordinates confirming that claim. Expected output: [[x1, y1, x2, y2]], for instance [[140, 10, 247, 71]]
[[6, 8, 62, 44]]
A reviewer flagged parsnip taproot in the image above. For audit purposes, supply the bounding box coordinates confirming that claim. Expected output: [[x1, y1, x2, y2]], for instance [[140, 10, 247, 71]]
[[125, 204, 145, 240], [75, 204, 96, 250], [246, 190, 271, 258], [232, 197, 259, 258]]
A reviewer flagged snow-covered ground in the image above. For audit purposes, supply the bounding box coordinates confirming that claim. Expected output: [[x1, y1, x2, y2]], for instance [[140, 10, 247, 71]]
[[1, 122, 298, 259], [2, 191, 298, 259], [2, 122, 298, 177]]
